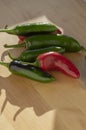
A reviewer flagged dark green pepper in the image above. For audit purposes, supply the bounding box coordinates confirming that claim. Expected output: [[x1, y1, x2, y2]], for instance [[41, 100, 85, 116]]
[[9, 46, 65, 62], [4, 34, 83, 52], [0, 60, 55, 82], [0, 23, 58, 35]]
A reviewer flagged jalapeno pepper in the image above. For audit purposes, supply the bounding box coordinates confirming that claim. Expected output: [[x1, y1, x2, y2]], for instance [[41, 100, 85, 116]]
[[9, 46, 65, 62], [0, 60, 55, 82], [4, 34, 83, 52], [0, 22, 61, 35], [34, 52, 80, 78], [18, 28, 63, 41]]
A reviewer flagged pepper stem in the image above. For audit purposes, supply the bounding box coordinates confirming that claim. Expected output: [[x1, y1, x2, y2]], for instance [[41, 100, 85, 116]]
[[0, 29, 8, 32], [0, 29, 14, 34], [33, 60, 39, 67], [4, 42, 26, 48], [0, 61, 9, 68]]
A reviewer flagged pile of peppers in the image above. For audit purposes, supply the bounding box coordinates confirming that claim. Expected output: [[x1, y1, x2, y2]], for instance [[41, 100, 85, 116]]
[[0, 22, 85, 82]]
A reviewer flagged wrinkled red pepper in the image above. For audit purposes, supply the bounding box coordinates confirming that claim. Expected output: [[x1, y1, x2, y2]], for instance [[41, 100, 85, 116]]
[[36, 52, 80, 78]]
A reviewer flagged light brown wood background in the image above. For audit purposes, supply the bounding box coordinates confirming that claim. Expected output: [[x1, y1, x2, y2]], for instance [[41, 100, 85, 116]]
[[0, 0, 86, 46], [0, 0, 86, 130]]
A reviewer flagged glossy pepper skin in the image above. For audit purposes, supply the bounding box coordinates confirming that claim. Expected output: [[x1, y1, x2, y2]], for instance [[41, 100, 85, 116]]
[[25, 34, 81, 52], [0, 60, 55, 82], [35, 52, 80, 78], [10, 46, 65, 62], [18, 27, 62, 41], [4, 34, 81, 52], [0, 22, 60, 35]]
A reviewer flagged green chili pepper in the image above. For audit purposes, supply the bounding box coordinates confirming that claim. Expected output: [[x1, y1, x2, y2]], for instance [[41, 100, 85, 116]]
[[0, 23, 58, 35], [0, 60, 55, 82], [4, 34, 83, 52], [9, 46, 65, 62]]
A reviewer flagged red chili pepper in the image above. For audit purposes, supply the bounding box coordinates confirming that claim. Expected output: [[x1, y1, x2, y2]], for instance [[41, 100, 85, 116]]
[[36, 52, 80, 78], [18, 36, 26, 42], [18, 36, 27, 44], [52, 28, 63, 35]]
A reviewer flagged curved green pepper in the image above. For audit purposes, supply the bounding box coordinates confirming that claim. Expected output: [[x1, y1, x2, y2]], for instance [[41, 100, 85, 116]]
[[4, 34, 82, 52], [25, 34, 81, 52], [0, 60, 55, 82], [0, 23, 58, 35], [9, 46, 65, 62]]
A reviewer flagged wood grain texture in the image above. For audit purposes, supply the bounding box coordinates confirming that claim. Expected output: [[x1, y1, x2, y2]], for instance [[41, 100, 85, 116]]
[[0, 0, 86, 130]]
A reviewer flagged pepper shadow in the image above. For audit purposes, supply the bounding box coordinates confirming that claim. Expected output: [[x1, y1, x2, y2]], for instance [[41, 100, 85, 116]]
[[0, 47, 52, 121], [1, 47, 25, 61], [0, 74, 51, 121]]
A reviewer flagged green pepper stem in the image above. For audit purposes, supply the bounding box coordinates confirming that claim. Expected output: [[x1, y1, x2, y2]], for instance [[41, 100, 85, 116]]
[[0, 28, 17, 34], [0, 61, 9, 68], [33, 60, 39, 67], [0, 29, 13, 33], [0, 29, 8, 32], [4, 43, 26, 48]]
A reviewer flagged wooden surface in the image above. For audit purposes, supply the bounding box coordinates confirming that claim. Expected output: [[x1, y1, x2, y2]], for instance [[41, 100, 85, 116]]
[[0, 0, 86, 130]]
